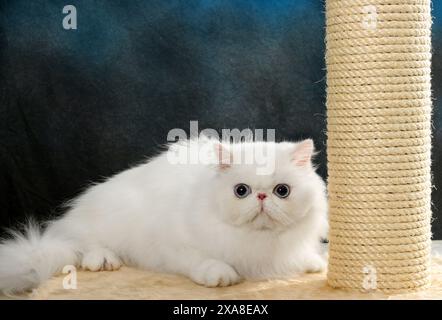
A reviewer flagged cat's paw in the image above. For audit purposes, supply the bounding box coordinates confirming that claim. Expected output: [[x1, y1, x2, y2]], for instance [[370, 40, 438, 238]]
[[304, 254, 327, 273], [191, 259, 241, 287], [81, 248, 122, 271]]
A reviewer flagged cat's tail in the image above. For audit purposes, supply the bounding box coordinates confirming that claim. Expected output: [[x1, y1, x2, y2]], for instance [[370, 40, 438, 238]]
[[0, 222, 79, 295]]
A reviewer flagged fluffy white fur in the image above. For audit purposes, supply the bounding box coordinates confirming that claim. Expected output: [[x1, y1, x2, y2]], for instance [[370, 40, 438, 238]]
[[0, 138, 328, 293]]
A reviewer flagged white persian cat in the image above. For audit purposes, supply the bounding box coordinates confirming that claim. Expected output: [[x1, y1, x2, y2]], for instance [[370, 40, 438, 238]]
[[0, 138, 328, 294]]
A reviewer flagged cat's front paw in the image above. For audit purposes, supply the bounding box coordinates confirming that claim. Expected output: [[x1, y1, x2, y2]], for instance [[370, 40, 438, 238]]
[[191, 259, 241, 287], [81, 248, 122, 272], [304, 254, 327, 273]]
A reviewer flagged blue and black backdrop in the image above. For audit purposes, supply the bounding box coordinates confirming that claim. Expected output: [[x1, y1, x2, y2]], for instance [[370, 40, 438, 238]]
[[1, 1, 441, 238]]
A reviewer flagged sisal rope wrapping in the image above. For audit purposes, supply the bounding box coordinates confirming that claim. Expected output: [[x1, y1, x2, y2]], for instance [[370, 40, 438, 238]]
[[325, 0, 432, 292]]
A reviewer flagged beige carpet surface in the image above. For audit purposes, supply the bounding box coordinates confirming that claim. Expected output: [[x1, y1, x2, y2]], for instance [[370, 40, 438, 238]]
[[2, 256, 434, 299]]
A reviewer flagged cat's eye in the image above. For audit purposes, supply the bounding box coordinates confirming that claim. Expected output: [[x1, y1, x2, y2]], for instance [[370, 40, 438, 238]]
[[234, 184, 251, 198], [273, 184, 290, 199]]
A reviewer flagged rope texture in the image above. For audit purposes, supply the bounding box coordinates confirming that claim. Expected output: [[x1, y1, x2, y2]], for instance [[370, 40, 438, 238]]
[[326, 0, 432, 292]]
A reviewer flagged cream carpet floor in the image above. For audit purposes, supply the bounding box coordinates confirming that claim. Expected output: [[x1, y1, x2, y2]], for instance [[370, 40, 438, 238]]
[[2, 242, 442, 300]]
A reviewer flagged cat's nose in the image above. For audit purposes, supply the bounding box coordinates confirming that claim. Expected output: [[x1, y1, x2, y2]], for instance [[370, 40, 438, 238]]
[[257, 193, 267, 200]]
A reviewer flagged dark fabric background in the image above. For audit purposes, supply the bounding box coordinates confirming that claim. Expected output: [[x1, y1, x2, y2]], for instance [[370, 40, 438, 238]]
[[0, 0, 441, 238]]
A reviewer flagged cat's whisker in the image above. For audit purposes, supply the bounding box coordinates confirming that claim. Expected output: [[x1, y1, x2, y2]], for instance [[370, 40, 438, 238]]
[[267, 202, 294, 226], [243, 205, 262, 224], [236, 205, 261, 225]]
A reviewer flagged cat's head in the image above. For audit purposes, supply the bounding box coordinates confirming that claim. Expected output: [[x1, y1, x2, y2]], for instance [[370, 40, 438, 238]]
[[211, 139, 323, 231]]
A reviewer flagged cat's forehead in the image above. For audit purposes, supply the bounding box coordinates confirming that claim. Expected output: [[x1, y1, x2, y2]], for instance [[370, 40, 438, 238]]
[[215, 141, 307, 184], [221, 167, 295, 191], [223, 147, 297, 185], [233, 142, 292, 165], [229, 141, 292, 151], [228, 162, 293, 177], [228, 141, 293, 163]]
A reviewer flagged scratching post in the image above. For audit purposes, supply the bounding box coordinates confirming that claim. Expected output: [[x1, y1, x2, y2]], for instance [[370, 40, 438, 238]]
[[326, 0, 432, 291]]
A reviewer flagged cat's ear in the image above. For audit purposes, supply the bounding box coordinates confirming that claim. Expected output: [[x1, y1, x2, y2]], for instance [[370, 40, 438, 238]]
[[214, 143, 233, 169], [291, 139, 314, 167]]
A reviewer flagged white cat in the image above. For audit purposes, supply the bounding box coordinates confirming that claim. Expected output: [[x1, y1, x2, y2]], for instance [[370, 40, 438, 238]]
[[0, 138, 328, 294]]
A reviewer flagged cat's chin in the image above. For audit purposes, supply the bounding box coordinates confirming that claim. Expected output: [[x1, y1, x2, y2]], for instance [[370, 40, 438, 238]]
[[245, 211, 289, 232]]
